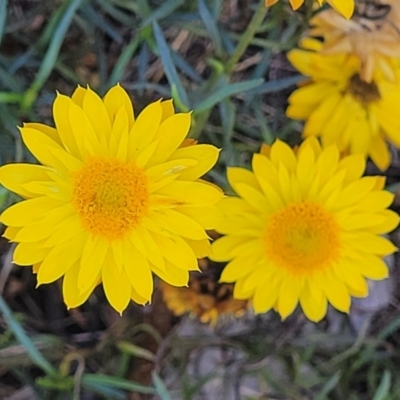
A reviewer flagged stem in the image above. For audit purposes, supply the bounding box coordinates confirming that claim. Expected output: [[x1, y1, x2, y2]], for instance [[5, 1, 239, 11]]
[[225, 0, 268, 74]]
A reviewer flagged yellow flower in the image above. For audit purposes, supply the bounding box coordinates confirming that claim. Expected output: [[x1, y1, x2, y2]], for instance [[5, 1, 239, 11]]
[[286, 38, 400, 171], [0, 84, 223, 314], [210, 138, 399, 322], [309, 1, 400, 82], [160, 262, 249, 326], [265, 0, 354, 19]]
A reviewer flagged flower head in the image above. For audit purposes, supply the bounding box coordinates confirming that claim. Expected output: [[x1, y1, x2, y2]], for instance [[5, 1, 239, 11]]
[[309, 1, 400, 82], [210, 138, 399, 322], [160, 263, 249, 326], [265, 0, 354, 19], [286, 38, 400, 171], [0, 84, 223, 313]]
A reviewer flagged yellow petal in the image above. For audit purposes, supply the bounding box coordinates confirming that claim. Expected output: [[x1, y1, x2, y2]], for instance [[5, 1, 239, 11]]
[[277, 275, 303, 319], [53, 93, 81, 158], [152, 260, 189, 287], [37, 236, 85, 284], [13, 242, 48, 266], [152, 233, 198, 271], [342, 233, 397, 256], [0, 164, 51, 198], [170, 144, 219, 181], [160, 99, 175, 122], [23, 123, 62, 147], [129, 227, 165, 270], [109, 106, 129, 159], [148, 113, 191, 166], [63, 263, 98, 309], [68, 99, 103, 157], [122, 239, 153, 301], [0, 197, 62, 226], [270, 140, 296, 172], [149, 209, 208, 240], [14, 204, 74, 242], [227, 167, 261, 193], [78, 236, 108, 292], [299, 280, 327, 322], [128, 101, 162, 160], [82, 86, 112, 144], [102, 253, 131, 313], [177, 205, 224, 230], [103, 84, 135, 129], [327, 0, 354, 19]]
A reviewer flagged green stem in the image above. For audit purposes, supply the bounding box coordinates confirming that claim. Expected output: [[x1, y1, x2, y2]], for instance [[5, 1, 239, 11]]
[[225, 0, 268, 74], [0, 294, 58, 377]]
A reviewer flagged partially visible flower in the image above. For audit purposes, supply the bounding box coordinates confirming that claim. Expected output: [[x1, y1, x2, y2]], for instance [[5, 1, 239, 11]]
[[211, 137, 399, 322], [265, 0, 354, 19], [286, 38, 400, 171], [160, 263, 249, 326], [0, 84, 223, 314], [310, 0, 400, 82]]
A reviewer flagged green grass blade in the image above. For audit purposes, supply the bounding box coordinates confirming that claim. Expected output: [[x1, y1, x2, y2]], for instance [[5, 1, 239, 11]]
[[141, 0, 185, 27], [0, 295, 57, 377], [0, 0, 8, 46], [23, 0, 83, 109], [372, 370, 391, 400], [109, 36, 141, 85], [82, 374, 157, 394], [152, 372, 172, 400], [194, 78, 263, 113], [197, 0, 223, 57], [153, 21, 189, 108]]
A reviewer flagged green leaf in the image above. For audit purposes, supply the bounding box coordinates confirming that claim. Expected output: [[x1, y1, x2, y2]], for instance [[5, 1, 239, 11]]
[[315, 371, 341, 400], [372, 370, 391, 400], [249, 75, 304, 94], [197, 0, 223, 57], [0, 295, 57, 377], [152, 372, 172, 400], [82, 374, 157, 394], [0, 0, 7, 46], [118, 341, 156, 362], [194, 78, 263, 113], [23, 0, 84, 110], [109, 36, 141, 86], [152, 21, 189, 109], [141, 0, 185, 27]]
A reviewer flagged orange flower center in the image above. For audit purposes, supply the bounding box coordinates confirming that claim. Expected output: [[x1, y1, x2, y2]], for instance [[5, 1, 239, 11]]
[[263, 201, 340, 275], [72, 157, 149, 240]]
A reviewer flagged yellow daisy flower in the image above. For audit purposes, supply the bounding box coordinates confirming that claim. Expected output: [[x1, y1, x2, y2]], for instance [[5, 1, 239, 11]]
[[210, 138, 399, 322], [265, 0, 354, 19], [0, 84, 223, 314], [309, 1, 400, 82], [286, 38, 400, 171], [160, 263, 249, 326]]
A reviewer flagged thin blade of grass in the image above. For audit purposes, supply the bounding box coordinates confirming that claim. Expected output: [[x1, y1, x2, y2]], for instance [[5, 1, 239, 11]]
[[0, 295, 57, 377], [194, 78, 263, 114], [197, 0, 223, 57], [82, 374, 157, 394], [0, 0, 8, 46], [23, 0, 83, 109], [141, 0, 185, 27], [152, 372, 172, 400], [372, 370, 391, 400], [153, 21, 190, 108]]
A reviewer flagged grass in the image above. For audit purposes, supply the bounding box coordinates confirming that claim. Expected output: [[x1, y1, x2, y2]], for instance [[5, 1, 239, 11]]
[[0, 0, 400, 399]]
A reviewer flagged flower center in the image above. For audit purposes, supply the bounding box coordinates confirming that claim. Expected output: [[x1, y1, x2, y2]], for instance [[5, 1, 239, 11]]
[[72, 157, 149, 240], [347, 74, 381, 104], [263, 201, 340, 275]]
